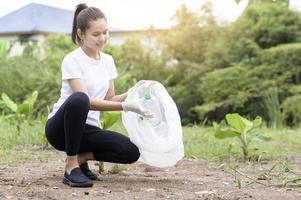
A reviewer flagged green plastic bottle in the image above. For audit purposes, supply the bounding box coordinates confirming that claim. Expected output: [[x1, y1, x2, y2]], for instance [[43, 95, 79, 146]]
[[137, 93, 151, 122], [143, 92, 161, 126]]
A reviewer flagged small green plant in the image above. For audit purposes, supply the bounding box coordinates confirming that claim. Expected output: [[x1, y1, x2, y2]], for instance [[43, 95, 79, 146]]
[[213, 113, 268, 160], [0, 91, 38, 134], [228, 160, 301, 189], [100, 111, 121, 129]]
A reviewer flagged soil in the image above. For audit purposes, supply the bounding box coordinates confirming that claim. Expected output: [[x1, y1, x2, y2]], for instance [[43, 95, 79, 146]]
[[1, 148, 301, 200]]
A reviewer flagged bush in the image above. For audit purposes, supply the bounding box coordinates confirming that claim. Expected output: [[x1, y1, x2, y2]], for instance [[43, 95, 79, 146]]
[[198, 65, 252, 105], [0, 35, 75, 115], [260, 43, 301, 68], [204, 3, 301, 69], [120, 39, 169, 82], [0, 56, 61, 115], [194, 41, 301, 125], [233, 3, 301, 49], [103, 43, 135, 94], [281, 95, 301, 126]]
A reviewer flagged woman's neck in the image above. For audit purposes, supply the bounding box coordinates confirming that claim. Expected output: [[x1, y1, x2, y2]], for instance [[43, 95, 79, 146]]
[[81, 46, 100, 60]]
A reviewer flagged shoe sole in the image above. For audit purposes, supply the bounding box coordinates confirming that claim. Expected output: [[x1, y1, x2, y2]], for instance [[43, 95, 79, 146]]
[[62, 177, 93, 187]]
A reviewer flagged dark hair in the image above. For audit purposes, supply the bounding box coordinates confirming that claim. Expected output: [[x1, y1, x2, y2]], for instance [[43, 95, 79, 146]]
[[72, 3, 107, 44]]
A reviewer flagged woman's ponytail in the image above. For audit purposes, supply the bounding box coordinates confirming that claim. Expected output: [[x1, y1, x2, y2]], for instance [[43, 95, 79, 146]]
[[71, 3, 106, 45], [72, 3, 88, 44]]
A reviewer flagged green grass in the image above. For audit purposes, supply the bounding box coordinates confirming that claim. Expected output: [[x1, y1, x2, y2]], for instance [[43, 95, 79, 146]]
[[0, 148, 49, 166], [250, 127, 301, 159], [111, 121, 301, 162], [183, 125, 301, 162], [1, 117, 301, 165], [0, 118, 48, 165], [183, 125, 243, 162]]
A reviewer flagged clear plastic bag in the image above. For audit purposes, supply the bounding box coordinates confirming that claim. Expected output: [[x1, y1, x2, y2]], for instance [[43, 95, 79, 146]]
[[122, 81, 184, 167]]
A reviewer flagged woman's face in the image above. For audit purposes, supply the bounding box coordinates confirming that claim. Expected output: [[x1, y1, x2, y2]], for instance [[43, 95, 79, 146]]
[[78, 18, 109, 52]]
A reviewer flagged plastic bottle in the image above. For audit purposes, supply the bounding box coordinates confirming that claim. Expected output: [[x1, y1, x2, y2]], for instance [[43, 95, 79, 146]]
[[143, 92, 162, 126]]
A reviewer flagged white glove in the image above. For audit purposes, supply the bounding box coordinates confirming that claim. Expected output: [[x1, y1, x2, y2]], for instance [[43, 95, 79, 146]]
[[121, 98, 153, 118]]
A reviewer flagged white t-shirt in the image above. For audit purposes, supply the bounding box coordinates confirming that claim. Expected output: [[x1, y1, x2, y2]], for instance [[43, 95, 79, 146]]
[[48, 47, 118, 127]]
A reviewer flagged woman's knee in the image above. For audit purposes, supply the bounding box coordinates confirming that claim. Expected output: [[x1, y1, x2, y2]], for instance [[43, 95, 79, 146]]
[[66, 92, 90, 112], [126, 144, 140, 163], [45, 132, 65, 152]]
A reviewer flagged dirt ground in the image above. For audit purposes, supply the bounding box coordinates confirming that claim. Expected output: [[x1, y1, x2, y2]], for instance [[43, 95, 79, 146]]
[[1, 148, 301, 200]]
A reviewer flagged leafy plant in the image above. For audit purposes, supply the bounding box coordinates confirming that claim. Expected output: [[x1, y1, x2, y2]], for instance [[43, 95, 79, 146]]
[[100, 111, 121, 129], [213, 113, 268, 160], [0, 91, 38, 134]]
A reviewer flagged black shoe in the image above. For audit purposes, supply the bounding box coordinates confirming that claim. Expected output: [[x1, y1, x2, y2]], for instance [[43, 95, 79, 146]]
[[80, 162, 98, 180], [63, 167, 93, 187]]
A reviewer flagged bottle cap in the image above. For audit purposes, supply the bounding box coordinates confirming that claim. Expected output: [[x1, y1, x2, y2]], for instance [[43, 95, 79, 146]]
[[144, 93, 151, 100]]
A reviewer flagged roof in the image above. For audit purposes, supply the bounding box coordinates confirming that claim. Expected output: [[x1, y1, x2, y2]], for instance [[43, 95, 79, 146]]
[[0, 3, 122, 36]]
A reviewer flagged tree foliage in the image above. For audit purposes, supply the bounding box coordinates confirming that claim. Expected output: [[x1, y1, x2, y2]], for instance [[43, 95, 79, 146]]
[[1, 2, 301, 126]]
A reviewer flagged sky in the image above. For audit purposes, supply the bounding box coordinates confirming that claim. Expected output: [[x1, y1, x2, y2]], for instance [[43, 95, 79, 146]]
[[0, 0, 300, 30]]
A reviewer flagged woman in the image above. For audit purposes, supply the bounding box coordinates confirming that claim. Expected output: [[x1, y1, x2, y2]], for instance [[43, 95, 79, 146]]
[[45, 3, 152, 187]]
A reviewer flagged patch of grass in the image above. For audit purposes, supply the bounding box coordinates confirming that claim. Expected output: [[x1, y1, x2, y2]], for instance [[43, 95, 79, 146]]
[[183, 125, 301, 162], [109, 121, 301, 162], [0, 148, 49, 166], [250, 127, 301, 160], [183, 125, 241, 162], [1, 116, 301, 165], [0, 119, 46, 148], [0, 118, 48, 165]]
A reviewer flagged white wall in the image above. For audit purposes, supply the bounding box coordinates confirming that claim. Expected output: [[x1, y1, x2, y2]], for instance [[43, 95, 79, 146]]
[[290, 0, 301, 12], [0, 34, 45, 57]]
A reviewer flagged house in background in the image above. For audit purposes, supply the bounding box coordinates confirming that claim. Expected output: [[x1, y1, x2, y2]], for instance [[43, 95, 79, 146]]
[[0, 3, 161, 56]]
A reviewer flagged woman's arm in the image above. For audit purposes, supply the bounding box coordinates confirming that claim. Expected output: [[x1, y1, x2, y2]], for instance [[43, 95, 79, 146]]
[[68, 78, 152, 116], [104, 80, 127, 102], [68, 79, 123, 111]]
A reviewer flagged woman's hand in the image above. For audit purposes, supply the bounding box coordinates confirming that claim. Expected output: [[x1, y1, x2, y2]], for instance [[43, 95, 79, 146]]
[[121, 98, 153, 118]]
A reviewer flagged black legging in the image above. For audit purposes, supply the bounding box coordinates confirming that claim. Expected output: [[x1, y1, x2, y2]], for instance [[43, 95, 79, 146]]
[[45, 92, 140, 164]]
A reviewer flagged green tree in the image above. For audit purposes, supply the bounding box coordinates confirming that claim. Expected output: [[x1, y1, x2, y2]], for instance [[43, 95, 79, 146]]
[[235, 0, 289, 6], [160, 3, 220, 123], [161, 3, 219, 64], [120, 38, 168, 83], [206, 2, 301, 69]]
